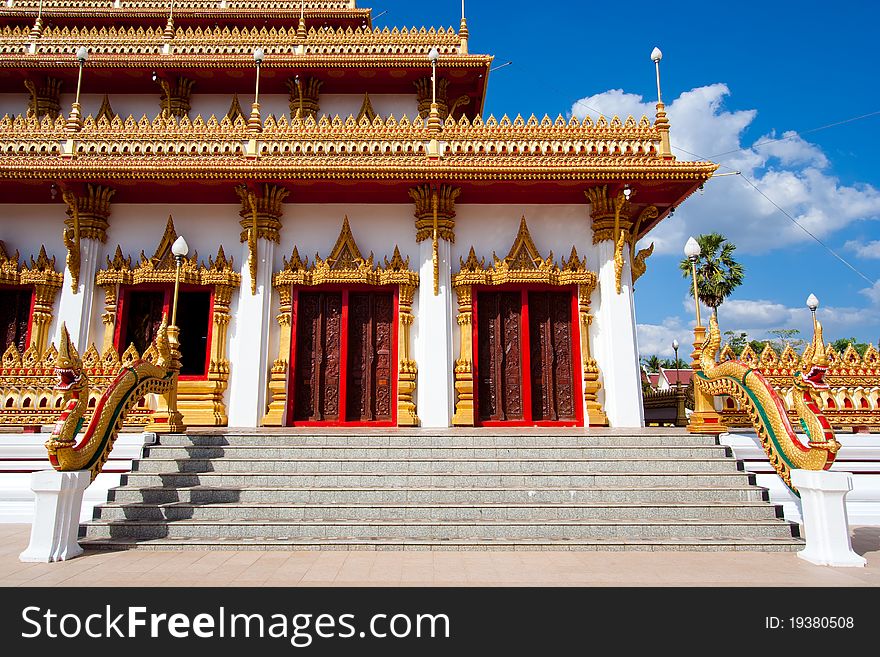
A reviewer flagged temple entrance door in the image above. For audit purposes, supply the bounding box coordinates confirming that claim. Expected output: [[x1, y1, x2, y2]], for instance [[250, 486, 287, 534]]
[[347, 292, 394, 422], [476, 291, 524, 422], [528, 291, 577, 423], [474, 288, 581, 426], [289, 288, 397, 425], [291, 291, 343, 422]]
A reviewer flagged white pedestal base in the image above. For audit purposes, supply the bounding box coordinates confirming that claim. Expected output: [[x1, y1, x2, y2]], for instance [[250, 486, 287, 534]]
[[791, 469, 866, 568], [19, 470, 91, 563]]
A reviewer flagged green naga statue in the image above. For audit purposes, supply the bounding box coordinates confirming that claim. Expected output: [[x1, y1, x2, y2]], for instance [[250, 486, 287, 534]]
[[44, 316, 175, 481], [694, 312, 840, 493]]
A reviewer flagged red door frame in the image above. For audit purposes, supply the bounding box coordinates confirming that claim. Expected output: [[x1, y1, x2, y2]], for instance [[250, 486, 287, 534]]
[[472, 284, 583, 427], [286, 283, 399, 427], [114, 283, 215, 381]]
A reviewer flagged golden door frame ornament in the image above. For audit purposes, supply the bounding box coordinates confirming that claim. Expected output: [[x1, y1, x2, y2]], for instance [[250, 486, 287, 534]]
[[264, 216, 420, 427], [450, 216, 607, 426], [0, 241, 63, 358], [95, 216, 241, 426]]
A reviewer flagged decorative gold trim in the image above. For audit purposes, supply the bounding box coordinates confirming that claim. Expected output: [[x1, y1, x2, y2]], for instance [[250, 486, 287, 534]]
[[96, 94, 114, 124], [451, 216, 601, 425], [266, 217, 420, 426], [225, 93, 245, 123], [158, 76, 195, 119], [356, 92, 378, 124]]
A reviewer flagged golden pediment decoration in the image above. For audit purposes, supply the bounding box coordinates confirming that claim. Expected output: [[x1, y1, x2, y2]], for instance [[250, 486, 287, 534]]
[[274, 216, 418, 288], [96, 215, 240, 288], [452, 216, 596, 291], [356, 93, 378, 124]]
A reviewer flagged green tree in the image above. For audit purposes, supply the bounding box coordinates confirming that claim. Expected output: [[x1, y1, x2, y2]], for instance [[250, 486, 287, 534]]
[[641, 354, 662, 372], [768, 328, 807, 354], [831, 338, 869, 357], [679, 233, 745, 319], [722, 330, 749, 354]]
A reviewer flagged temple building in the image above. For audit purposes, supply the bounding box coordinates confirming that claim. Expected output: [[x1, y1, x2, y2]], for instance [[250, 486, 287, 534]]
[[0, 0, 715, 431]]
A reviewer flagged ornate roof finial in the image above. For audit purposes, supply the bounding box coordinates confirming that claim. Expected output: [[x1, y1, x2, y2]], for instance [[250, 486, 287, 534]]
[[460, 0, 469, 54], [650, 47, 672, 159]]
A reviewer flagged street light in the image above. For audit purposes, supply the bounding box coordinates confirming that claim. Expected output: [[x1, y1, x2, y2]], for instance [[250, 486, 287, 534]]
[[66, 46, 89, 130], [160, 233, 188, 434], [427, 46, 441, 132], [170, 235, 188, 327], [248, 47, 265, 131], [672, 339, 680, 388], [684, 236, 702, 327]]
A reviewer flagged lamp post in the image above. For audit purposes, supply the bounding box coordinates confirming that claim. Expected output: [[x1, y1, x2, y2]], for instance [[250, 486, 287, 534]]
[[248, 47, 265, 131], [683, 235, 726, 434], [672, 339, 680, 388], [66, 46, 88, 131], [684, 236, 702, 327], [157, 234, 188, 434], [427, 46, 442, 133]]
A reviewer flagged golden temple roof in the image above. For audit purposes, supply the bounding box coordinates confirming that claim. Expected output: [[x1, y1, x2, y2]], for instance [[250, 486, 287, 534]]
[[0, 110, 716, 183]]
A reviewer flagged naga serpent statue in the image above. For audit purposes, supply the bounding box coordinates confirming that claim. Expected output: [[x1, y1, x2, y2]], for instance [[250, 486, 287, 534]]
[[44, 317, 174, 481], [695, 312, 840, 494]]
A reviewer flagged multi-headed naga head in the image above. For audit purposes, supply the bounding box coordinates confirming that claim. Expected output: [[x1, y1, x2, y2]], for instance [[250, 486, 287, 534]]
[[55, 323, 85, 392], [796, 313, 829, 391]]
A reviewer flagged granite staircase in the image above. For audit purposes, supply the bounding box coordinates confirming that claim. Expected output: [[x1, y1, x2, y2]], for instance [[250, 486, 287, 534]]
[[79, 429, 804, 551]]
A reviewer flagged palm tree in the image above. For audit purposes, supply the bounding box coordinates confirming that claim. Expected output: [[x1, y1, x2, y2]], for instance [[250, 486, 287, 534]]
[[679, 232, 744, 318], [641, 354, 662, 372]]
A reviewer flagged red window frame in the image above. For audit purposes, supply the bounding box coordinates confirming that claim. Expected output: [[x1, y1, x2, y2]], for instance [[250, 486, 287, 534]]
[[471, 283, 583, 427], [286, 284, 399, 427], [114, 283, 214, 381]]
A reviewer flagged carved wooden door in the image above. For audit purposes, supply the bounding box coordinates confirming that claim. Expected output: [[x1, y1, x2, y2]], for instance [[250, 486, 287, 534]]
[[477, 291, 524, 421], [347, 292, 394, 422], [528, 291, 576, 422], [0, 288, 32, 354], [292, 291, 342, 422], [121, 290, 166, 355]]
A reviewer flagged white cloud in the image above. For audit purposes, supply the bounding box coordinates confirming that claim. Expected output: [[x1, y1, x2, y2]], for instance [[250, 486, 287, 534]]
[[636, 316, 692, 358], [846, 239, 880, 259], [571, 84, 880, 256]]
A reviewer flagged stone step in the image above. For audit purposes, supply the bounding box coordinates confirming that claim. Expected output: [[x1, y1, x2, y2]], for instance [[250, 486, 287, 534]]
[[78, 535, 804, 552], [144, 445, 731, 460], [108, 485, 769, 505], [131, 457, 742, 475], [92, 501, 782, 522], [79, 517, 799, 540], [162, 433, 719, 448], [120, 471, 755, 488]]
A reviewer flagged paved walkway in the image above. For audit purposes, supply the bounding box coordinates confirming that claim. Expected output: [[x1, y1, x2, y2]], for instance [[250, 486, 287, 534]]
[[1, 524, 879, 587]]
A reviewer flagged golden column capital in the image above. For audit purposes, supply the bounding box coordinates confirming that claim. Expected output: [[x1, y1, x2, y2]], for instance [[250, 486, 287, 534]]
[[415, 76, 449, 121], [158, 76, 195, 119], [24, 77, 63, 120], [585, 185, 632, 244], [287, 76, 323, 120], [409, 183, 460, 243], [234, 183, 290, 244]]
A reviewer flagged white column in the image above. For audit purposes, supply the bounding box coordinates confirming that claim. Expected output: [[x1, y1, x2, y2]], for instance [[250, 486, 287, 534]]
[[591, 240, 644, 427], [415, 239, 454, 427], [19, 470, 91, 562], [227, 239, 275, 427], [53, 238, 101, 352], [791, 469, 867, 567]]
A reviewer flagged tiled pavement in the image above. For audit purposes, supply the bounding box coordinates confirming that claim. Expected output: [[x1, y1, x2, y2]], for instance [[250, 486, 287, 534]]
[[1, 524, 879, 587]]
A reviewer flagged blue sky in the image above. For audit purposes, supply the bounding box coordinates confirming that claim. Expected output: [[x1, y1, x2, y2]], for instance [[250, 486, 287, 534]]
[[368, 1, 880, 356]]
